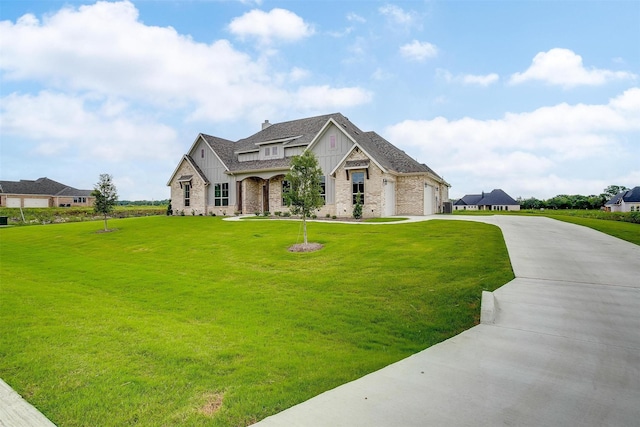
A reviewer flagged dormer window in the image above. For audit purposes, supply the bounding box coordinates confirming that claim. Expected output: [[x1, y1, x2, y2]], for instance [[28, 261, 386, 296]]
[[272, 146, 278, 155], [265, 147, 270, 156]]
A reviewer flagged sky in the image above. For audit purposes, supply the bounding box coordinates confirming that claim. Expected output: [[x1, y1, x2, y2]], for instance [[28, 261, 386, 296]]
[[1, 0, 638, 201]]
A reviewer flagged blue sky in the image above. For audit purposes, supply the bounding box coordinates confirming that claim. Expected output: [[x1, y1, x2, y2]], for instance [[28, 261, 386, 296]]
[[1, 0, 638, 200]]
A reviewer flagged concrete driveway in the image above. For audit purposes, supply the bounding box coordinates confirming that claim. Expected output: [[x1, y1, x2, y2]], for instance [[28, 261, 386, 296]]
[[255, 215, 640, 426]]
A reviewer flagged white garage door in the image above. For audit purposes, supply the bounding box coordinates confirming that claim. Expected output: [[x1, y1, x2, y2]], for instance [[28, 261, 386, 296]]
[[24, 198, 49, 208], [6, 197, 21, 208], [424, 184, 434, 215]]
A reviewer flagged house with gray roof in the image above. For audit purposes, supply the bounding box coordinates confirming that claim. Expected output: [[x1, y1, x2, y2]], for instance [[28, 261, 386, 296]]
[[167, 113, 450, 218], [454, 189, 520, 211], [0, 177, 94, 208], [605, 186, 640, 212]]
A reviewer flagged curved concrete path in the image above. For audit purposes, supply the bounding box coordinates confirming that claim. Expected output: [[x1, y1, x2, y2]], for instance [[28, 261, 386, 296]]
[[255, 215, 640, 426]]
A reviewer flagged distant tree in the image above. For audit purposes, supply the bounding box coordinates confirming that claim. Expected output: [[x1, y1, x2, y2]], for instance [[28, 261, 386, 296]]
[[92, 174, 118, 231], [283, 150, 324, 245], [602, 185, 628, 199]]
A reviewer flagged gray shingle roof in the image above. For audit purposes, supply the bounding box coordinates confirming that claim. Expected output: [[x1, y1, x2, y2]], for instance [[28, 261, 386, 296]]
[[606, 186, 640, 205], [455, 194, 483, 205], [0, 177, 91, 197], [456, 190, 518, 206], [201, 113, 444, 181], [478, 189, 518, 206]]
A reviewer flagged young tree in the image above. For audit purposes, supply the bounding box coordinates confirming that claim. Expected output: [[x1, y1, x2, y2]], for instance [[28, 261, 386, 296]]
[[92, 173, 118, 231], [283, 150, 324, 245]]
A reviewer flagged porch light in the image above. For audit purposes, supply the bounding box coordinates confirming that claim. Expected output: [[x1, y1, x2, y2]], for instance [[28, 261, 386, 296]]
[[383, 179, 388, 185]]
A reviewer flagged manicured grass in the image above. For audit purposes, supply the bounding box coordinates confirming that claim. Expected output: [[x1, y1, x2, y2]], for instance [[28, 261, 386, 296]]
[[363, 217, 408, 222], [452, 210, 640, 246], [543, 215, 640, 246], [0, 217, 513, 426]]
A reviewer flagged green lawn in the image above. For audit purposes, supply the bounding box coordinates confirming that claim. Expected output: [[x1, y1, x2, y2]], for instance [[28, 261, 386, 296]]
[[0, 216, 513, 426], [452, 210, 640, 246]]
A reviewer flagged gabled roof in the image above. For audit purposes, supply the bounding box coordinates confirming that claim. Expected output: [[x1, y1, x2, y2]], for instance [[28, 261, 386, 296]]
[[454, 194, 483, 205], [194, 113, 445, 181], [0, 177, 92, 197], [478, 189, 518, 206], [606, 186, 640, 205], [456, 189, 518, 206]]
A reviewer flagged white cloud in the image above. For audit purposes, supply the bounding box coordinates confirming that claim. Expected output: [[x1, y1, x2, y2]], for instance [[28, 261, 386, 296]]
[[379, 4, 417, 26], [0, 1, 368, 123], [462, 73, 499, 86], [438, 69, 499, 86], [400, 40, 438, 62], [347, 12, 366, 23], [0, 91, 179, 162], [510, 48, 637, 88], [385, 88, 640, 198], [228, 8, 314, 44], [294, 85, 373, 110]]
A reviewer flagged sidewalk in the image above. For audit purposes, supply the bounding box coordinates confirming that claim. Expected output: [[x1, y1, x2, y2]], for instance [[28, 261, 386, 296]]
[[254, 215, 640, 426], [0, 379, 56, 427]]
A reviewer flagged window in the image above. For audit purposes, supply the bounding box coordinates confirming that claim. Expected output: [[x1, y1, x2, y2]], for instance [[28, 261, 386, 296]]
[[201, 148, 204, 158], [265, 147, 270, 156], [352, 172, 364, 204], [272, 146, 278, 155], [214, 183, 229, 206], [282, 180, 290, 205], [184, 183, 191, 207], [319, 176, 326, 203], [330, 135, 336, 150]]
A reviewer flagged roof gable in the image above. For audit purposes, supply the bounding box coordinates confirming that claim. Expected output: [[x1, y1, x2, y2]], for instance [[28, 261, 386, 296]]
[[478, 189, 518, 206], [0, 177, 90, 196]]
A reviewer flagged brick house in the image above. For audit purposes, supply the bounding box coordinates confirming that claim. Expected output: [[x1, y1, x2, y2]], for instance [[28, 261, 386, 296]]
[[454, 189, 520, 211], [0, 177, 94, 208], [167, 113, 449, 218]]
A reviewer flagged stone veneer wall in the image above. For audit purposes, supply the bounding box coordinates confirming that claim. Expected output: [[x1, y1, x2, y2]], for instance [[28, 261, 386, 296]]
[[334, 149, 383, 218], [170, 160, 207, 215], [268, 176, 288, 214], [242, 178, 261, 214]]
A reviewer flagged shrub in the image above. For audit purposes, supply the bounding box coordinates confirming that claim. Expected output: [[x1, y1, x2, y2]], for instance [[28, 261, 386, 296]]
[[353, 192, 363, 219], [274, 211, 282, 217], [326, 213, 330, 218], [283, 212, 291, 217], [263, 211, 270, 217], [254, 211, 260, 216]]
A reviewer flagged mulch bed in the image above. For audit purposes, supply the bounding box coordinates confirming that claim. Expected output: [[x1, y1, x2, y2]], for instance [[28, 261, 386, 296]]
[[288, 243, 324, 252]]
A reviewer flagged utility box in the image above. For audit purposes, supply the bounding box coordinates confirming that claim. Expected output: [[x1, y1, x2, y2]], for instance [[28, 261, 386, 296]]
[[0, 217, 8, 226]]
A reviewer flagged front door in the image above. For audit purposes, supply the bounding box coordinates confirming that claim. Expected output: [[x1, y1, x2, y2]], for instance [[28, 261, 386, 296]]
[[262, 181, 269, 213]]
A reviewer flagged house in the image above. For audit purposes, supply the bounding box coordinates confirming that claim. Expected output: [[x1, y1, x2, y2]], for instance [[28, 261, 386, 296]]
[[0, 177, 94, 208], [167, 113, 450, 218], [454, 189, 520, 211], [605, 186, 640, 212]]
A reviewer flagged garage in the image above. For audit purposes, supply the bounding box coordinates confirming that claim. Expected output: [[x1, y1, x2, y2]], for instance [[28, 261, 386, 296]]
[[6, 197, 21, 208], [24, 198, 50, 208]]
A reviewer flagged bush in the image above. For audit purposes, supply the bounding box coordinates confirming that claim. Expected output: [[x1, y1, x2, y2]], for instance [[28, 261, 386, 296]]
[[353, 192, 363, 219], [283, 212, 291, 217], [274, 211, 282, 217], [263, 211, 270, 217]]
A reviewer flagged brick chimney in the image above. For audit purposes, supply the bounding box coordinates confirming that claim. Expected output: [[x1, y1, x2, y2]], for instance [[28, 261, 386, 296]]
[[262, 120, 271, 130]]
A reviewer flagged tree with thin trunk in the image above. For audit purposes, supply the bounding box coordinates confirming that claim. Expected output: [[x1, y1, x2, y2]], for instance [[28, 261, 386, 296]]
[[283, 150, 324, 245], [92, 174, 118, 231]]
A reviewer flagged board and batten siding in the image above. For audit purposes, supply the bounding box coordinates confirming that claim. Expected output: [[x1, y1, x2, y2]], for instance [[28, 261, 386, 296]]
[[190, 137, 236, 211], [309, 123, 354, 205]]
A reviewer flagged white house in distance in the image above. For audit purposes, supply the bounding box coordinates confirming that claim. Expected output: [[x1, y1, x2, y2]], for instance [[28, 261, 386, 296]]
[[605, 186, 640, 212], [454, 189, 520, 211], [167, 113, 450, 218]]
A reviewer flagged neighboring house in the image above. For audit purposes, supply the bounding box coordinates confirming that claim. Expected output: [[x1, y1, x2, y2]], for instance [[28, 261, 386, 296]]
[[0, 177, 94, 208], [605, 186, 640, 212], [454, 189, 520, 211], [167, 113, 450, 218]]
